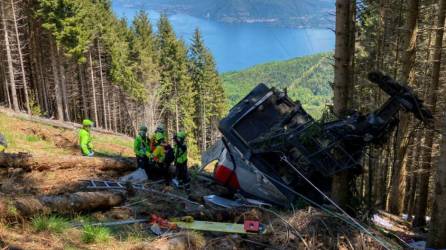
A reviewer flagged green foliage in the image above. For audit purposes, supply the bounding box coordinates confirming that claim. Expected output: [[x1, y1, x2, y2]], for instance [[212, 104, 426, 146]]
[[31, 215, 69, 234], [188, 29, 226, 152], [221, 52, 333, 118], [29, 93, 43, 116], [36, 0, 95, 61], [36, 0, 147, 100], [81, 225, 111, 243], [156, 15, 199, 156], [130, 10, 159, 93], [25, 135, 41, 142]]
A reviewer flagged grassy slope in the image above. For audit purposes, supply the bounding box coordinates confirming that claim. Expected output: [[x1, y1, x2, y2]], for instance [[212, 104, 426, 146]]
[[0, 112, 133, 157], [0, 112, 150, 249], [221, 52, 334, 118]]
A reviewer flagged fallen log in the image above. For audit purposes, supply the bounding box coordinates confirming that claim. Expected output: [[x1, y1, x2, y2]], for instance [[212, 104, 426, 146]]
[[0, 107, 132, 138], [0, 152, 135, 172], [0, 191, 125, 218]]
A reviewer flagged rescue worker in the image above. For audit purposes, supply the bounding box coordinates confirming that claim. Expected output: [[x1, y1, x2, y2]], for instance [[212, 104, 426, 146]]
[[79, 119, 94, 156], [134, 125, 150, 173], [149, 125, 174, 184], [0, 133, 7, 152], [173, 131, 189, 188]]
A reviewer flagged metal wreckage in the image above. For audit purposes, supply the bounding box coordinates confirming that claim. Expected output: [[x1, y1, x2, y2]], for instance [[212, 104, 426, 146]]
[[200, 71, 433, 207]]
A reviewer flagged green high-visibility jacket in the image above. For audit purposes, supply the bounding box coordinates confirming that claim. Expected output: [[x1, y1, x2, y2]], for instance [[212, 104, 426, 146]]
[[79, 128, 93, 155], [150, 144, 165, 163], [0, 145, 5, 152], [174, 143, 187, 164], [134, 135, 149, 157]]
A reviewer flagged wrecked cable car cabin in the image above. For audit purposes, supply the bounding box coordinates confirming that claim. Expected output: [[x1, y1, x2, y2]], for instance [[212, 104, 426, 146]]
[[202, 72, 432, 207]]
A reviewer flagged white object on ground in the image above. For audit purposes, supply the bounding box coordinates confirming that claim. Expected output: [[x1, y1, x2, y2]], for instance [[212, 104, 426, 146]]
[[119, 168, 148, 183], [372, 214, 393, 229], [171, 178, 180, 188]]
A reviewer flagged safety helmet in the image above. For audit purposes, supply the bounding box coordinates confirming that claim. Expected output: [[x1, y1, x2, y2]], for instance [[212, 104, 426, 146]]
[[139, 125, 148, 132], [156, 124, 165, 133], [155, 131, 165, 142], [176, 131, 186, 139], [82, 119, 94, 127]]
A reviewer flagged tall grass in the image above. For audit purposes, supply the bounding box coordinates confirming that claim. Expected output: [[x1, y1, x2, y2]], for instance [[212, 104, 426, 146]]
[[81, 225, 111, 244], [31, 215, 69, 234], [25, 135, 41, 142]]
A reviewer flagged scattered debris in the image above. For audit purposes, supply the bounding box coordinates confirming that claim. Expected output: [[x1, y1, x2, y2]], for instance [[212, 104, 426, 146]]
[[84, 179, 203, 208], [119, 168, 148, 183], [174, 220, 265, 234], [203, 194, 271, 209], [203, 195, 245, 208], [72, 218, 149, 228]]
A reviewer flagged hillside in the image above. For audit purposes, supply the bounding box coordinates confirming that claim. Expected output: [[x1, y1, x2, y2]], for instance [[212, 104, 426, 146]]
[[115, 0, 334, 28], [221, 52, 334, 118], [0, 111, 387, 250]]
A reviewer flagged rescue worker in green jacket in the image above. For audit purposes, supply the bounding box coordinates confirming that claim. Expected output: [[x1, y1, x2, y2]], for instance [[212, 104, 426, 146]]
[[149, 125, 174, 184], [0, 133, 7, 153], [173, 131, 189, 187], [79, 119, 94, 156], [134, 125, 150, 173]]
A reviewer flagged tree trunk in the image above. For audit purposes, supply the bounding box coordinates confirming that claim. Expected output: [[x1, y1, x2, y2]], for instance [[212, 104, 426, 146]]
[[1, 0, 19, 111], [112, 87, 118, 132], [174, 82, 180, 133], [0, 152, 135, 172], [0, 192, 125, 218], [388, 0, 419, 215], [78, 63, 88, 118], [331, 0, 356, 208], [57, 48, 69, 120], [89, 51, 99, 126], [413, 0, 445, 227], [427, 114, 446, 248], [97, 41, 108, 130], [49, 39, 64, 120], [0, 52, 11, 108], [10, 0, 30, 114]]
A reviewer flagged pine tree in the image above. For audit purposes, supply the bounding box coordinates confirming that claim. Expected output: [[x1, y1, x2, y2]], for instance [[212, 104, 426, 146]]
[[157, 15, 198, 158], [131, 11, 160, 132], [189, 28, 226, 151]]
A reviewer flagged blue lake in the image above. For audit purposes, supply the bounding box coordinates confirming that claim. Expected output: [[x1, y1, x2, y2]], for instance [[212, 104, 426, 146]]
[[112, 3, 335, 73]]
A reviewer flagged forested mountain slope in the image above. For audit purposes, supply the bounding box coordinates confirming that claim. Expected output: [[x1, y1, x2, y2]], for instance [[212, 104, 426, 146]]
[[221, 52, 333, 118], [0, 0, 225, 158], [115, 0, 334, 28]]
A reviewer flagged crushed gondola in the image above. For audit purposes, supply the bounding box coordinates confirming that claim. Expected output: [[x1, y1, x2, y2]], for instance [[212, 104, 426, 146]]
[[201, 71, 433, 207]]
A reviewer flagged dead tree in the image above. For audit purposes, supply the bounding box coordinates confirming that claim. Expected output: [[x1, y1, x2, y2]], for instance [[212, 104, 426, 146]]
[[89, 50, 99, 126], [1, 0, 19, 111], [10, 0, 30, 114]]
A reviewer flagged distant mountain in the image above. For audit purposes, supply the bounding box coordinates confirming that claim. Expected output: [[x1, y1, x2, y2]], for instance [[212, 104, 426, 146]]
[[221, 52, 334, 118], [114, 0, 334, 28]]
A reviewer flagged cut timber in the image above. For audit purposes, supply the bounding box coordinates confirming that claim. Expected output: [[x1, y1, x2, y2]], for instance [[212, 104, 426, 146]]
[[0, 108, 131, 138], [0, 191, 125, 217], [0, 152, 135, 172]]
